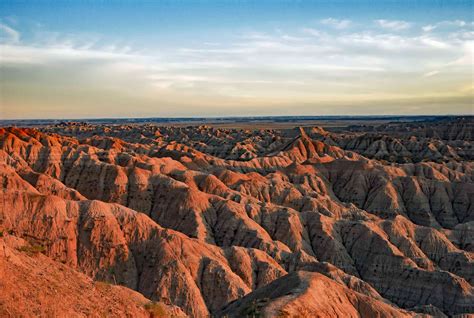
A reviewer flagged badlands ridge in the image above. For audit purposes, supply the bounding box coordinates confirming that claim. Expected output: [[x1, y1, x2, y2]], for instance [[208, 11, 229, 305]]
[[0, 117, 473, 317]]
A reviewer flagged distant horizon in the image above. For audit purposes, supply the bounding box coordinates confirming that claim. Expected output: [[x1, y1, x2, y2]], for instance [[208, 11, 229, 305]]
[[2, 114, 472, 123]]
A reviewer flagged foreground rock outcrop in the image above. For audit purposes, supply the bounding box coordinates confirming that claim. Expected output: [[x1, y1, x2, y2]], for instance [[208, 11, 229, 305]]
[[220, 271, 413, 317], [0, 235, 186, 318]]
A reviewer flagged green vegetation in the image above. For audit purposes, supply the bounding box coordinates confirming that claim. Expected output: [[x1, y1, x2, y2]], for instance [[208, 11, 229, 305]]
[[144, 302, 168, 318], [17, 244, 46, 256], [240, 298, 270, 318], [94, 281, 112, 290]]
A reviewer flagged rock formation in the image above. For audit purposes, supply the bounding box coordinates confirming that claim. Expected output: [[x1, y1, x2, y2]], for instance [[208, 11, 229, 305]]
[[0, 117, 473, 317]]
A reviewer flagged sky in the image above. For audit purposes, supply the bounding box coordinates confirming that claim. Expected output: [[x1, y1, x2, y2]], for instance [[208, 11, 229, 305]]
[[0, 0, 473, 119]]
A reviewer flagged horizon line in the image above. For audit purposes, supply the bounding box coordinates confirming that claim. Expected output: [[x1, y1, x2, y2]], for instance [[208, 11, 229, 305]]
[[1, 114, 473, 122]]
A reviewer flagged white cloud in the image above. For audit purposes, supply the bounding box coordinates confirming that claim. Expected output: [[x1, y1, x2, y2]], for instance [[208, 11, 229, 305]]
[[1, 22, 468, 78], [301, 28, 322, 37], [419, 36, 451, 49], [320, 18, 351, 29], [443, 20, 467, 27], [375, 19, 411, 31], [0, 23, 20, 43], [445, 41, 474, 66], [0, 43, 140, 65], [421, 20, 470, 32], [422, 25, 436, 32], [423, 70, 439, 77]]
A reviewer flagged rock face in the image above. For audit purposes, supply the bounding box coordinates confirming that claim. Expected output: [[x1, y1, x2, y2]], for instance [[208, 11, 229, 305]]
[[0, 117, 473, 317]]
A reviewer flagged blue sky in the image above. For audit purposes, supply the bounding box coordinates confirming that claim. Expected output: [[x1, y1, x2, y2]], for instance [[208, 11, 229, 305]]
[[0, 0, 473, 118]]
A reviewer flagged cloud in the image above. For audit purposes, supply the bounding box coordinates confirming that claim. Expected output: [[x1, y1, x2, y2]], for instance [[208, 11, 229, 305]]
[[1, 21, 469, 76], [423, 70, 439, 77], [420, 36, 451, 49], [445, 41, 474, 66], [1, 18, 472, 118], [320, 18, 351, 29], [0, 23, 20, 43], [422, 25, 436, 32], [0, 43, 141, 65], [301, 28, 323, 37], [422, 20, 470, 32], [442, 20, 468, 27], [375, 19, 411, 31]]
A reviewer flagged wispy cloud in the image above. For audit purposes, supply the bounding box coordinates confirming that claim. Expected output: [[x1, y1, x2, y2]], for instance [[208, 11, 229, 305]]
[[422, 20, 470, 32], [422, 25, 436, 32], [1, 17, 472, 118], [422, 70, 439, 77], [0, 23, 20, 43], [301, 28, 323, 37], [375, 19, 411, 31], [320, 18, 351, 29], [445, 41, 473, 66], [440, 20, 468, 27], [0, 43, 141, 65]]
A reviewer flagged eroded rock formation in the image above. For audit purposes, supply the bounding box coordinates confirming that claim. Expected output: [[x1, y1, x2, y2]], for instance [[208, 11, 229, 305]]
[[0, 118, 473, 317]]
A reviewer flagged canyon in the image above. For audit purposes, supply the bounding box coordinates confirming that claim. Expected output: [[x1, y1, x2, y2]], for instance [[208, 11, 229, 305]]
[[0, 117, 473, 317]]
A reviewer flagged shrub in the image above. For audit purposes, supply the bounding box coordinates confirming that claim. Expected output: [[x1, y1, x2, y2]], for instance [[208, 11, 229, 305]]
[[144, 302, 168, 318], [17, 244, 46, 256], [94, 281, 112, 290], [240, 298, 269, 318]]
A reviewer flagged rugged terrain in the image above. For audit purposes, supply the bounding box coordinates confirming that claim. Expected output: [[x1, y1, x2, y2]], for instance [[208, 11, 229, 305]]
[[0, 117, 473, 317]]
